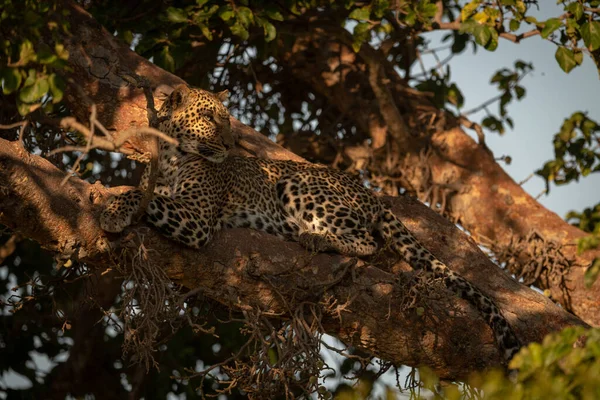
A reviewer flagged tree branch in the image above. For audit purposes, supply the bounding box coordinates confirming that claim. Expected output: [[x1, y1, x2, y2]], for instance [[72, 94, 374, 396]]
[[0, 138, 585, 381]]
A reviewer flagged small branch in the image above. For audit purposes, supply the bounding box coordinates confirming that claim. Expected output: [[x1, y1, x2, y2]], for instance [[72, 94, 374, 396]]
[[498, 29, 541, 44], [48, 119, 176, 157], [133, 79, 162, 223], [434, 1, 444, 25], [435, 21, 541, 44], [459, 116, 488, 150], [0, 121, 27, 130]]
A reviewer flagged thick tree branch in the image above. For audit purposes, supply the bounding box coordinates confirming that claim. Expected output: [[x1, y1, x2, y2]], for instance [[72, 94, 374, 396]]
[[0, 138, 586, 381]]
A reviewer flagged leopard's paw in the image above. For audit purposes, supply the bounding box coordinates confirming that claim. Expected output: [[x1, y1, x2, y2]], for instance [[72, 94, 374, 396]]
[[99, 196, 137, 233], [298, 232, 330, 253]]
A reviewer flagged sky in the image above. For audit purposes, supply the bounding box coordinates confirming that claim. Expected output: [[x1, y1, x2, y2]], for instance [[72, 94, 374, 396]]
[[419, 4, 600, 219]]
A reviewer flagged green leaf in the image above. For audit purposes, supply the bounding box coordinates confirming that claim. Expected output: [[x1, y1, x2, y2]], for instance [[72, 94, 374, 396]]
[[484, 7, 500, 21], [37, 43, 57, 65], [55, 43, 69, 60], [352, 22, 371, 52], [566, 2, 584, 20], [514, 85, 525, 99], [218, 6, 234, 21], [16, 98, 37, 116], [200, 23, 213, 41], [48, 73, 65, 103], [236, 6, 254, 26], [484, 27, 499, 51], [157, 46, 175, 72], [230, 22, 249, 40], [418, 2, 439, 19], [585, 258, 600, 288], [541, 18, 562, 39], [349, 6, 371, 21], [166, 7, 188, 23], [18, 39, 37, 65], [580, 21, 600, 51], [555, 46, 577, 73], [574, 49, 583, 66], [1, 67, 22, 94], [473, 24, 492, 46], [265, 7, 284, 21], [19, 76, 49, 103], [473, 11, 489, 24], [122, 30, 134, 44], [447, 84, 464, 108], [524, 16, 538, 24], [196, 0, 210, 6], [461, 0, 480, 22], [23, 69, 36, 88], [509, 19, 520, 32], [262, 20, 276, 42], [458, 20, 478, 35]]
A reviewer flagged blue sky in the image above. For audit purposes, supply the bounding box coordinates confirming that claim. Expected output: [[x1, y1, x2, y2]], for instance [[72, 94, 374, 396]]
[[419, 4, 599, 218]]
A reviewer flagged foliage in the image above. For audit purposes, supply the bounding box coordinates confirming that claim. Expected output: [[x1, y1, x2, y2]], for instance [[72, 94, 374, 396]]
[[537, 112, 600, 191], [418, 327, 600, 399], [0, 0, 68, 115], [567, 203, 600, 287], [457, 0, 600, 74], [537, 112, 600, 288]]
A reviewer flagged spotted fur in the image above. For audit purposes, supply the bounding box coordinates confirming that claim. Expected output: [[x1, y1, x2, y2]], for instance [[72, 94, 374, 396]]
[[100, 85, 521, 363]]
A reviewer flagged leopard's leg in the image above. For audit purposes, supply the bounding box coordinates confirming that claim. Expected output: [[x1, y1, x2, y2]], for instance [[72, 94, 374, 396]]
[[100, 189, 143, 233], [276, 175, 378, 257], [100, 163, 171, 233], [146, 195, 216, 249], [297, 229, 377, 256]]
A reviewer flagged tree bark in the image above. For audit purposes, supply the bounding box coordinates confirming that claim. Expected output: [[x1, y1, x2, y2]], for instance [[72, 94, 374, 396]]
[[0, 138, 586, 381]]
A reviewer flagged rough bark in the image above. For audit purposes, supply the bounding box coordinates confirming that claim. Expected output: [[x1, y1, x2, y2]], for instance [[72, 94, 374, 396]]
[[275, 26, 600, 326], [0, 138, 586, 381]]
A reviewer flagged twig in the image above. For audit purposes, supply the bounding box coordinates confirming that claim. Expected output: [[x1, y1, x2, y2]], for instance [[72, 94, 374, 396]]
[[48, 119, 176, 157], [133, 79, 162, 223], [518, 173, 534, 186], [459, 116, 488, 150], [0, 121, 27, 130]]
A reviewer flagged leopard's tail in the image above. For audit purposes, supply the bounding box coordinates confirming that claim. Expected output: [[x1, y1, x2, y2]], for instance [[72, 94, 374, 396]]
[[377, 209, 521, 363]]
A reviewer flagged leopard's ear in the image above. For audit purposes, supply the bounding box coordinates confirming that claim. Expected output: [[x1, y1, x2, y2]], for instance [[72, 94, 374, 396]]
[[171, 85, 190, 110], [216, 89, 229, 103]]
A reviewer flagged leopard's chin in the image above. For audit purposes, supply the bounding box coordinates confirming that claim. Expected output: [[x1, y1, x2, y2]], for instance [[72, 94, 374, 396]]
[[204, 154, 227, 163], [201, 150, 228, 163]]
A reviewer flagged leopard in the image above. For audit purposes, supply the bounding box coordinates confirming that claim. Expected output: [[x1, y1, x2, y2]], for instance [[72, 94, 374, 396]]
[[100, 85, 521, 364]]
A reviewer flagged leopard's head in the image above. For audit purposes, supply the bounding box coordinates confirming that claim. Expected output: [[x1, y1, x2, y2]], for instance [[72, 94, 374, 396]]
[[158, 85, 233, 163]]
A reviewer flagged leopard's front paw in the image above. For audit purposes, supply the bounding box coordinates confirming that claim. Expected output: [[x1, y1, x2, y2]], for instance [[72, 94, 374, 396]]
[[99, 192, 142, 233], [298, 232, 330, 253], [100, 209, 133, 233]]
